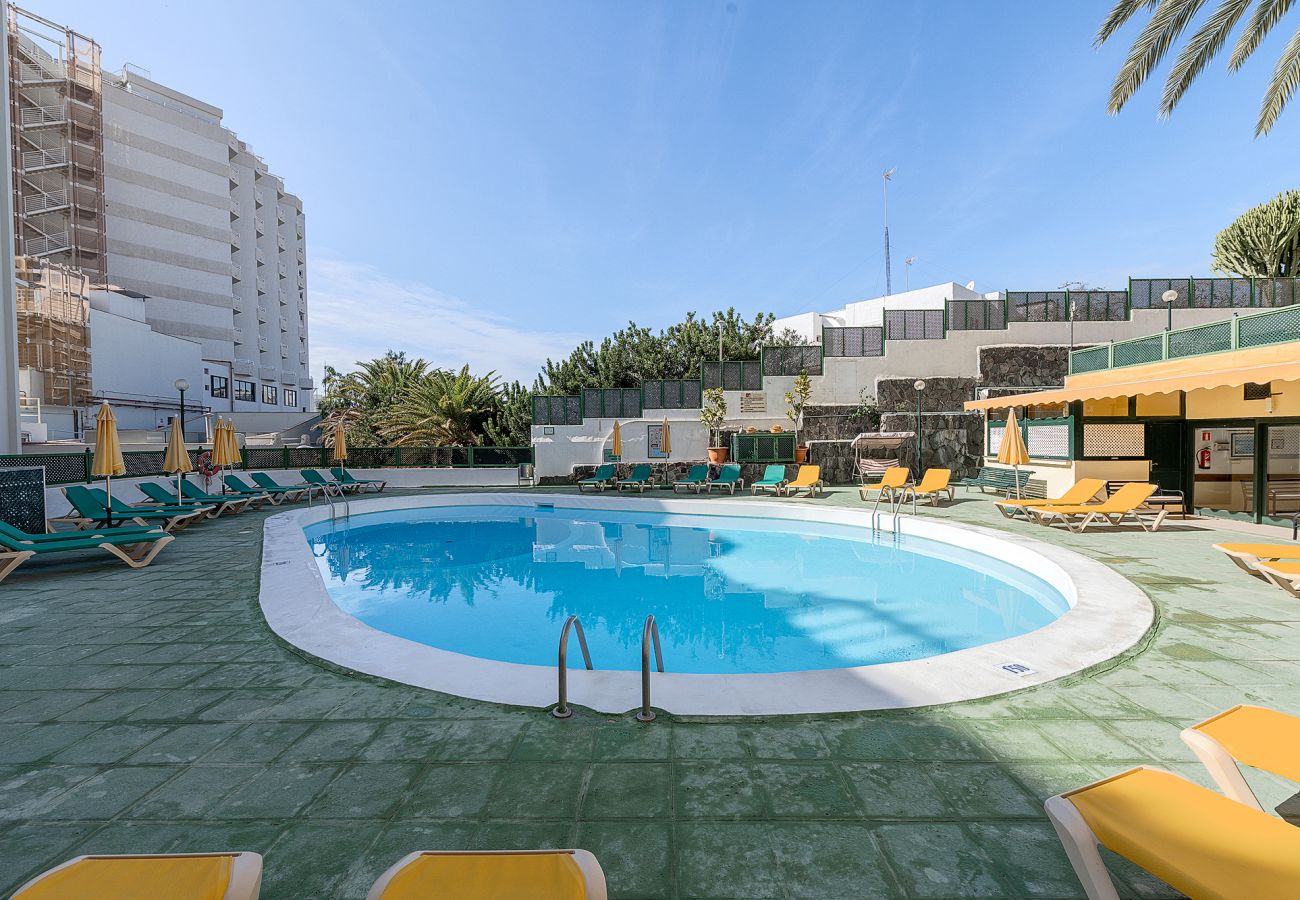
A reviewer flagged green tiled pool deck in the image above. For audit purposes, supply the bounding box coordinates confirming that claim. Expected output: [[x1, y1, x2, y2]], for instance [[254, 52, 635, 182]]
[[3, 487, 1300, 898]]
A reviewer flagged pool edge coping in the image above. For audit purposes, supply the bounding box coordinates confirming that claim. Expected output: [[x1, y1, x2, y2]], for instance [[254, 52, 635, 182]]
[[258, 492, 1154, 715]]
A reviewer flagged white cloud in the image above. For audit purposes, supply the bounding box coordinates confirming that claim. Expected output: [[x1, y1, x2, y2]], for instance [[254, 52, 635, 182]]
[[306, 258, 585, 385]]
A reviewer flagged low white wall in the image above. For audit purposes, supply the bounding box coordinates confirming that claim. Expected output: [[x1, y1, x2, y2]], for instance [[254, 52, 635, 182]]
[[40, 467, 522, 518], [978, 459, 1151, 497]]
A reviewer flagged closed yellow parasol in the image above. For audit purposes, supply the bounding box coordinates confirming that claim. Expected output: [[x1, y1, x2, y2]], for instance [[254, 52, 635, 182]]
[[611, 420, 622, 458], [661, 417, 672, 456], [162, 416, 192, 498], [92, 402, 126, 526], [333, 420, 348, 480], [996, 408, 1030, 499]]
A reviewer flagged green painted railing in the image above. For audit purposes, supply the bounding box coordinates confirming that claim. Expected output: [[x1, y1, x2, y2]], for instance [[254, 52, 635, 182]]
[[1068, 303, 1300, 374], [730, 431, 797, 463], [0, 446, 533, 486]]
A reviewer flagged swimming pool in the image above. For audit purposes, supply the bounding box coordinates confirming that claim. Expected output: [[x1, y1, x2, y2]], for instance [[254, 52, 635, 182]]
[[261, 493, 1152, 714], [305, 505, 1069, 675]]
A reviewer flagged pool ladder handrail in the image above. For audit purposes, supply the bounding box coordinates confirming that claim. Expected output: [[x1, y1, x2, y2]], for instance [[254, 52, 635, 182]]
[[637, 614, 665, 723], [552, 614, 593, 719]]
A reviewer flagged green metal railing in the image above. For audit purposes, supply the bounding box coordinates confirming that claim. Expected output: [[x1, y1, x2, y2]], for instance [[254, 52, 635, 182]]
[[761, 345, 823, 376], [1069, 303, 1300, 374], [642, 379, 702, 410], [0, 445, 534, 486], [581, 388, 641, 418], [822, 325, 885, 355]]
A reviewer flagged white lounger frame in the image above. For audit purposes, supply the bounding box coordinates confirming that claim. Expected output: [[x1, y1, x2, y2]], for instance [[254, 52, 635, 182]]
[[1044, 765, 1170, 900], [1256, 561, 1300, 598], [1031, 506, 1167, 533], [365, 849, 607, 900], [13, 851, 263, 900], [1180, 711, 1269, 812]]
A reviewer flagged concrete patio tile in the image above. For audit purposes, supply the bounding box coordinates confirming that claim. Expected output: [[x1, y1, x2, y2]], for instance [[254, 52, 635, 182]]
[[672, 724, 751, 760], [576, 821, 673, 899], [201, 721, 314, 763], [752, 762, 859, 818], [125, 764, 259, 819], [260, 820, 384, 900], [0, 766, 99, 822], [767, 822, 900, 899], [840, 762, 947, 819], [921, 762, 1044, 818], [875, 822, 1009, 898], [674, 823, 782, 900], [48, 724, 170, 764], [277, 721, 381, 763], [125, 723, 244, 764], [1033, 720, 1151, 763], [674, 761, 765, 819], [303, 762, 421, 819], [966, 822, 1088, 898], [331, 822, 478, 898], [2, 723, 100, 764], [41, 766, 177, 820], [395, 763, 496, 818], [431, 719, 526, 760], [484, 762, 588, 819], [359, 720, 451, 761], [206, 765, 340, 819], [0, 823, 98, 892], [582, 762, 673, 819], [594, 722, 673, 760]]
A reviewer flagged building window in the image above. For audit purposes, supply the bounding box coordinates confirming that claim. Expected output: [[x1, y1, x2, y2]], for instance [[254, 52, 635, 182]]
[[210, 375, 229, 399], [283, 389, 297, 407], [261, 384, 278, 404], [234, 380, 255, 402]]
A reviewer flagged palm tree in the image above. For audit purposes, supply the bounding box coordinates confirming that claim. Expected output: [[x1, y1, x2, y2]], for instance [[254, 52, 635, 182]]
[[319, 351, 437, 446], [1098, 0, 1300, 136], [379, 365, 502, 446]]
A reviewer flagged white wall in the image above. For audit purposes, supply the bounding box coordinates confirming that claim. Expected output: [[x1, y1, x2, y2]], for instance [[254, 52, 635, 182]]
[[88, 307, 206, 433]]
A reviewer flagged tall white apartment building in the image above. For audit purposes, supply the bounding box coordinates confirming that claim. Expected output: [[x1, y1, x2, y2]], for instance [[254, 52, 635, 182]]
[[7, 3, 312, 442]]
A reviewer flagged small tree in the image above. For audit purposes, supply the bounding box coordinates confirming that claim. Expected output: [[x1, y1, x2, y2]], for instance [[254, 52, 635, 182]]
[[700, 387, 727, 448], [1212, 189, 1300, 277], [784, 371, 813, 434]]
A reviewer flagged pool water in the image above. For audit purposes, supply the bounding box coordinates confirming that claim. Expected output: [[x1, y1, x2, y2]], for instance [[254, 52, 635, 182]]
[[304, 505, 1069, 675]]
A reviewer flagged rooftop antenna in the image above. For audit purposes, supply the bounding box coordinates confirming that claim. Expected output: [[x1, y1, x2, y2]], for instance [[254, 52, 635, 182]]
[[882, 168, 896, 296], [904, 256, 916, 291]]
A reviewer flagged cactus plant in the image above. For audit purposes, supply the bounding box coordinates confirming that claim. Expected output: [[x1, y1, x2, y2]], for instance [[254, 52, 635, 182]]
[[1212, 189, 1300, 277]]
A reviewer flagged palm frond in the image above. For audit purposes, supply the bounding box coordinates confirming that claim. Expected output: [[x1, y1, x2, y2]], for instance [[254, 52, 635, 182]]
[[1108, 0, 1210, 114], [1257, 26, 1300, 133], [1229, 0, 1296, 70], [1160, 0, 1252, 114], [1096, 0, 1161, 46]]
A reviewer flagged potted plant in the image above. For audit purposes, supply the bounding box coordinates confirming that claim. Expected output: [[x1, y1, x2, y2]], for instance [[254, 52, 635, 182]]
[[700, 387, 729, 463], [785, 371, 813, 464]]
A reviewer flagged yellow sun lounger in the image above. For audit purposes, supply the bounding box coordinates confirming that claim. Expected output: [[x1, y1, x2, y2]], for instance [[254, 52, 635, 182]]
[[1213, 542, 1300, 577], [1046, 766, 1300, 900], [12, 852, 263, 900], [995, 478, 1105, 519], [858, 466, 909, 506], [1256, 560, 1300, 598], [901, 468, 953, 506], [1029, 483, 1163, 533], [1181, 705, 1300, 812], [366, 850, 607, 900], [782, 465, 823, 497]]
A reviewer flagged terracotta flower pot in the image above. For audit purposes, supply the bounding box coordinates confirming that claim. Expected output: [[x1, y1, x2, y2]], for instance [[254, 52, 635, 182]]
[[794, 446, 808, 465], [707, 447, 729, 464]]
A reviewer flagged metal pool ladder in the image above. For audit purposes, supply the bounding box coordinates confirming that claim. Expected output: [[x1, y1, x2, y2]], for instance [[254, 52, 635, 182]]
[[637, 614, 665, 722], [552, 615, 593, 719]]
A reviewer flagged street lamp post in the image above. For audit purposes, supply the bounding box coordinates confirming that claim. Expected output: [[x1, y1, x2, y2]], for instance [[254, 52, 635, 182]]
[[1161, 289, 1177, 332], [913, 379, 926, 475], [174, 377, 190, 438]]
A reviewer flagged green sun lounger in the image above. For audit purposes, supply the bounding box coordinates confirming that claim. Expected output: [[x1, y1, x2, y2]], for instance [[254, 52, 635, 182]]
[[179, 480, 262, 513], [330, 467, 386, 493], [578, 463, 617, 492], [750, 464, 788, 496], [137, 481, 235, 518], [0, 523, 174, 584], [61, 485, 208, 533], [617, 464, 653, 493], [300, 469, 352, 496], [673, 464, 709, 494], [225, 474, 302, 504], [250, 471, 327, 500], [0, 520, 159, 544], [706, 463, 744, 495]]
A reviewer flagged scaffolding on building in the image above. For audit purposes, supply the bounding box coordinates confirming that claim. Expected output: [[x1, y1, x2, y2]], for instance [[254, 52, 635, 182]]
[[7, 3, 104, 281], [16, 255, 91, 409]]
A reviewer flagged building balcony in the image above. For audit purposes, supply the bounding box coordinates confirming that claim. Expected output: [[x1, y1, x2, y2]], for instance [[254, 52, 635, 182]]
[[298, 375, 314, 390], [232, 326, 244, 344], [299, 349, 308, 364], [277, 235, 286, 251], [231, 262, 242, 280], [279, 369, 296, 384], [229, 166, 240, 185], [255, 276, 267, 294], [230, 198, 240, 217], [257, 336, 269, 352], [254, 216, 265, 235], [231, 293, 243, 313], [279, 342, 289, 359], [276, 206, 286, 224], [230, 230, 240, 249], [254, 188, 264, 207], [278, 315, 288, 332], [278, 262, 288, 278], [258, 364, 278, 381], [256, 305, 268, 323], [233, 357, 255, 375], [278, 287, 289, 305], [256, 248, 266, 265]]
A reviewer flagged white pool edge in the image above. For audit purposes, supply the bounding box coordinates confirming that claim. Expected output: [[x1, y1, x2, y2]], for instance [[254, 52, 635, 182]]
[[258, 493, 1154, 715]]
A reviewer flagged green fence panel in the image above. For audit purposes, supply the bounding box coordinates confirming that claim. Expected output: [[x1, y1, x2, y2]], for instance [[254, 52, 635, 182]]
[[1007, 291, 1068, 322], [701, 360, 762, 391], [1067, 290, 1129, 321], [1238, 304, 1300, 349], [882, 308, 945, 339], [761, 345, 823, 376], [1167, 320, 1233, 358], [580, 388, 641, 419], [1254, 277, 1300, 308], [1068, 345, 1112, 375], [0, 452, 89, 485], [1130, 278, 1190, 308], [945, 300, 1006, 330], [1190, 277, 1252, 308], [531, 395, 582, 425], [1111, 334, 1165, 367], [642, 379, 702, 410], [822, 325, 887, 354]]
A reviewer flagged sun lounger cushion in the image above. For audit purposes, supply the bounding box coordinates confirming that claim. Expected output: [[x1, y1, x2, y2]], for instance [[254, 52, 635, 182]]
[[1191, 705, 1300, 782], [375, 852, 590, 900], [14, 854, 233, 900]]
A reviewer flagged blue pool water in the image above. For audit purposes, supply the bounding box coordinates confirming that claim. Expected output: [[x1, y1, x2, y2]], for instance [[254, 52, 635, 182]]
[[305, 505, 1069, 675]]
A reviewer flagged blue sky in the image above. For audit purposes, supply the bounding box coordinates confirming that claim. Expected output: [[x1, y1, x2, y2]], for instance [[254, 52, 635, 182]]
[[44, 1, 1300, 382]]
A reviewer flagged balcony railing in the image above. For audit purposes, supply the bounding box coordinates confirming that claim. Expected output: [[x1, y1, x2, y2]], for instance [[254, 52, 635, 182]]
[[19, 105, 65, 127], [1069, 304, 1300, 374], [21, 189, 68, 214], [20, 147, 67, 171]]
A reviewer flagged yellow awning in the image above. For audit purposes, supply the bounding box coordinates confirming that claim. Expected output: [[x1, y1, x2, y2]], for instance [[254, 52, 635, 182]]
[[965, 343, 1300, 411]]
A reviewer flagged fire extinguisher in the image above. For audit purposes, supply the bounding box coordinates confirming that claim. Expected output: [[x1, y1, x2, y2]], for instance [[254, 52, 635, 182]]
[[1197, 447, 1212, 469]]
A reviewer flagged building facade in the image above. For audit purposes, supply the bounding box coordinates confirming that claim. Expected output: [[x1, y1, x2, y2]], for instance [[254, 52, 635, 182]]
[[7, 3, 312, 443]]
